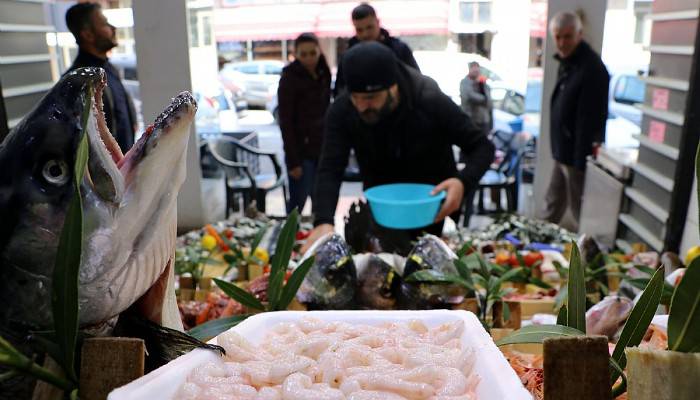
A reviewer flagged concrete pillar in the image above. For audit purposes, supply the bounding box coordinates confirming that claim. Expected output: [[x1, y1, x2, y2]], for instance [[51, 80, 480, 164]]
[[532, 0, 607, 219], [490, 0, 531, 90], [132, 0, 205, 231], [319, 37, 338, 70]]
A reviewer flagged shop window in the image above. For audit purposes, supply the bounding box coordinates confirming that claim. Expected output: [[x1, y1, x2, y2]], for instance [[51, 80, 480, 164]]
[[633, 1, 652, 45], [188, 12, 199, 48], [202, 15, 212, 46], [459, 1, 492, 24]]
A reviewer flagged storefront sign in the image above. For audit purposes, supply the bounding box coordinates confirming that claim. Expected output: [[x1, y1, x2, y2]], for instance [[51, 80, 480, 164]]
[[652, 88, 670, 110], [649, 120, 666, 143]]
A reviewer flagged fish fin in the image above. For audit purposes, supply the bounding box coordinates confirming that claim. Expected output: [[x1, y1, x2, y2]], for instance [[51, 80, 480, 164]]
[[114, 314, 224, 372]]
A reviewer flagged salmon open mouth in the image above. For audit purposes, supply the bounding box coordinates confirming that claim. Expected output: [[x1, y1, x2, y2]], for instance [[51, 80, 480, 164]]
[[76, 69, 197, 328]]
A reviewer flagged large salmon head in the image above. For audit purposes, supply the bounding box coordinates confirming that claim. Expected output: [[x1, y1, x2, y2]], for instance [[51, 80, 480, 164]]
[[0, 67, 196, 341]]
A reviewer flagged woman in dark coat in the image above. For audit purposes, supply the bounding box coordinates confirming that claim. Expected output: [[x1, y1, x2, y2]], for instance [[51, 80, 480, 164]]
[[278, 33, 332, 214]]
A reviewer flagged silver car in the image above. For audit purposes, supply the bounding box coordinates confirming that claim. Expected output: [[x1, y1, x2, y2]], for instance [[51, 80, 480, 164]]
[[220, 60, 284, 108]]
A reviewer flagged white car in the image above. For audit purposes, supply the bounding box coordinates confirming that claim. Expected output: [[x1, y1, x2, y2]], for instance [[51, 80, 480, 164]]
[[220, 60, 284, 108], [413, 50, 504, 105]]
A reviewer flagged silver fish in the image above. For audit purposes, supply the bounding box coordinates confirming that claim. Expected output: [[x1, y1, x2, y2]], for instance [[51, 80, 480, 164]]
[[0, 67, 196, 396]]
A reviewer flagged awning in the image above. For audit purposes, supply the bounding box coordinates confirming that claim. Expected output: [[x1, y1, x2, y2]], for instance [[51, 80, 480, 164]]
[[314, 1, 449, 37], [530, 1, 547, 38], [214, 3, 320, 42], [214, 0, 449, 42]]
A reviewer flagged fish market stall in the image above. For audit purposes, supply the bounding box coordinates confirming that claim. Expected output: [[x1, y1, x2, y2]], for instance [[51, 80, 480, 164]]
[[152, 202, 700, 400], [2, 60, 699, 400]]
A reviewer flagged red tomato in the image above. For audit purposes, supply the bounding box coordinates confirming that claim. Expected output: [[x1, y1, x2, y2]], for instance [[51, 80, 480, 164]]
[[523, 252, 544, 267], [296, 230, 310, 240], [224, 229, 234, 239], [509, 254, 520, 267]]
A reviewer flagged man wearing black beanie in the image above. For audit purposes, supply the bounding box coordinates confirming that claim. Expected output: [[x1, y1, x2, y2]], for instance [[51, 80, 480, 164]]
[[303, 42, 495, 251]]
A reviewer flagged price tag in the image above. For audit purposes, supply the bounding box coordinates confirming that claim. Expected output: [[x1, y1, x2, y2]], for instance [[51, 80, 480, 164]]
[[649, 120, 666, 143], [652, 88, 670, 110]]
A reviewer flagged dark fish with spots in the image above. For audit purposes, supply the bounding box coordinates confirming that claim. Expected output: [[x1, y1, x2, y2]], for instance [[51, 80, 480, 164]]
[[398, 234, 466, 309], [297, 234, 357, 310], [354, 253, 402, 310]]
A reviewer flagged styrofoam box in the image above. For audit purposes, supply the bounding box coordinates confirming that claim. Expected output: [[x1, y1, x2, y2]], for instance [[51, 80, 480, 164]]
[[109, 310, 532, 400]]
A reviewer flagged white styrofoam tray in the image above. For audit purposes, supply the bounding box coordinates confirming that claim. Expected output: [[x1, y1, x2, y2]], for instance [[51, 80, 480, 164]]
[[109, 310, 532, 400]]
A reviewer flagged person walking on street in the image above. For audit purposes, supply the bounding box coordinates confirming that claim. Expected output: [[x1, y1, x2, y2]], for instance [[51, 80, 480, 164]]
[[460, 61, 493, 136], [65, 2, 137, 154], [459, 61, 493, 226], [278, 33, 332, 214], [302, 42, 494, 253], [543, 11, 609, 232], [333, 2, 420, 96]]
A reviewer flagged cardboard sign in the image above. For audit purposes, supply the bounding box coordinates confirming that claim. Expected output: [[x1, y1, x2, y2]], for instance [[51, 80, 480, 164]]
[[649, 120, 666, 143], [652, 88, 670, 110]]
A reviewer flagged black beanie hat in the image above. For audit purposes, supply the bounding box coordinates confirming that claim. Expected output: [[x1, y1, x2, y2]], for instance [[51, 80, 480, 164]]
[[342, 42, 398, 93]]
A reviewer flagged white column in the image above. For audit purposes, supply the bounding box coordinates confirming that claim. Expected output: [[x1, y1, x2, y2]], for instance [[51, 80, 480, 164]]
[[532, 0, 608, 219], [490, 0, 531, 90], [132, 0, 205, 231], [319, 37, 338, 70], [681, 177, 699, 257]]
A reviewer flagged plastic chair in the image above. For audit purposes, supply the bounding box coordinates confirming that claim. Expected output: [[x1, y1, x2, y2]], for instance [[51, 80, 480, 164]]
[[208, 135, 287, 216], [461, 130, 524, 226]]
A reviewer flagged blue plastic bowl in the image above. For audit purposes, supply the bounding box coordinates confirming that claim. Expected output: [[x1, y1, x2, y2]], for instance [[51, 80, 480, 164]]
[[364, 183, 446, 229]]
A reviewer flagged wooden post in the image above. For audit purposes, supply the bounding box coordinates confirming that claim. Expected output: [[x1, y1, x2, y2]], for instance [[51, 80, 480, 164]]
[[626, 348, 700, 400], [453, 297, 480, 314], [543, 336, 611, 400], [79, 338, 145, 400], [492, 301, 522, 329]]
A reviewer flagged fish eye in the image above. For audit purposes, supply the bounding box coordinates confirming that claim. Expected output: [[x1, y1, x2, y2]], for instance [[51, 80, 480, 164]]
[[42, 159, 70, 186]]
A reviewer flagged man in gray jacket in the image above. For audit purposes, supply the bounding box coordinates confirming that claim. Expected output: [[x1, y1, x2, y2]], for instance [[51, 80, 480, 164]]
[[460, 61, 493, 136]]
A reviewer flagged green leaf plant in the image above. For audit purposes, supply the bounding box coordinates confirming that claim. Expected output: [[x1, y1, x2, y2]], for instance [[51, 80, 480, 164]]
[[496, 242, 664, 397], [192, 209, 314, 340]]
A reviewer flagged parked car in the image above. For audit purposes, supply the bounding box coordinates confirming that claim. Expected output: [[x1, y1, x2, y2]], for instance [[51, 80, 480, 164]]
[[193, 82, 241, 139], [517, 75, 643, 149], [220, 60, 284, 108], [108, 53, 244, 139], [608, 72, 645, 126]]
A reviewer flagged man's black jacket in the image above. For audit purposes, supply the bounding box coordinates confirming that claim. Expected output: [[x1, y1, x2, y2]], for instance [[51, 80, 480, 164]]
[[68, 50, 137, 153], [312, 64, 495, 226], [333, 28, 419, 97], [550, 40, 609, 171]]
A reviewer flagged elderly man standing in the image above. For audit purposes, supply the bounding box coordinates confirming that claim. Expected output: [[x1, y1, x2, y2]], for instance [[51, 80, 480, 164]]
[[543, 11, 609, 232]]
